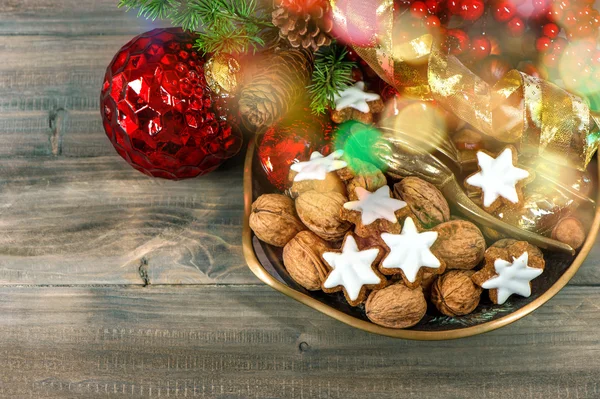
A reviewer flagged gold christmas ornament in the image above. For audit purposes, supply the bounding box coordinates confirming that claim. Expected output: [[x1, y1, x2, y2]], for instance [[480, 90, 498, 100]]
[[204, 53, 242, 96]]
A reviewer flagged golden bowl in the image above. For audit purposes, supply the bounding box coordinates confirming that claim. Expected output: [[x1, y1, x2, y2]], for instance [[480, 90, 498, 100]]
[[242, 138, 600, 340]]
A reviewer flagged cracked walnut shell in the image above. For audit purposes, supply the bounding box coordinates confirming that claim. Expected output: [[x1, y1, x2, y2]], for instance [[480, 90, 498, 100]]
[[249, 194, 306, 247]]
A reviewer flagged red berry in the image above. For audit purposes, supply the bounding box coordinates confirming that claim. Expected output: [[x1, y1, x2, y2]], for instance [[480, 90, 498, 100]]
[[552, 37, 568, 53], [493, 1, 515, 22], [542, 52, 559, 67], [563, 11, 577, 28], [542, 23, 559, 39], [447, 0, 462, 14], [592, 50, 600, 66], [460, 0, 485, 21], [425, 0, 439, 13], [470, 36, 491, 59], [446, 29, 470, 55], [507, 17, 525, 36], [532, 0, 547, 9], [425, 15, 441, 29], [546, 7, 563, 22], [410, 1, 428, 18], [536, 36, 552, 52], [576, 24, 593, 37]]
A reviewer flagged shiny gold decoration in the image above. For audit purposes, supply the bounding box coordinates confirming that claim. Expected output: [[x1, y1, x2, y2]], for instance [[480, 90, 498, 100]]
[[330, 0, 600, 171], [204, 53, 242, 96], [243, 137, 600, 340]]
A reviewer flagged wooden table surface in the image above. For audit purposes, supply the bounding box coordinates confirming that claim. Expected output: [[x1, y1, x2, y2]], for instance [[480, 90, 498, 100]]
[[2, 1, 600, 398]]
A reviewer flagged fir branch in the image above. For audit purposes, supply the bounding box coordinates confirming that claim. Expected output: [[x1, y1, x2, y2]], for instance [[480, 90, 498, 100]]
[[308, 45, 355, 115], [194, 20, 266, 54], [118, 0, 174, 21], [118, 0, 275, 54]]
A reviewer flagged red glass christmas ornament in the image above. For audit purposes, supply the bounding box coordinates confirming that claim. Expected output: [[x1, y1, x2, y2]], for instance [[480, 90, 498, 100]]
[[507, 17, 525, 36], [493, 1, 516, 22], [257, 111, 334, 190], [100, 28, 242, 179], [460, 0, 485, 21]]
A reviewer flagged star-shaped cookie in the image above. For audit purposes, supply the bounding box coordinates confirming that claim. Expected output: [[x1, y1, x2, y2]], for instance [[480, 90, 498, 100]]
[[341, 186, 410, 238], [480, 252, 542, 304], [322, 234, 386, 306], [472, 239, 545, 305], [290, 150, 347, 182], [465, 146, 532, 212], [380, 217, 445, 288], [334, 81, 381, 113], [344, 186, 407, 225]]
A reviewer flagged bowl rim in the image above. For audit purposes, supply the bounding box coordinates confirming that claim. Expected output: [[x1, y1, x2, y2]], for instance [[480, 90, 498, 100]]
[[242, 138, 600, 340]]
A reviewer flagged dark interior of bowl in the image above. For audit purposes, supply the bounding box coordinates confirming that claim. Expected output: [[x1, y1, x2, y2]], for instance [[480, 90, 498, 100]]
[[250, 149, 598, 332]]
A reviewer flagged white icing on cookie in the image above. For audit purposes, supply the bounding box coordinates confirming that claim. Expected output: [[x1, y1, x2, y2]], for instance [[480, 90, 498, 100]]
[[343, 186, 407, 225], [322, 235, 381, 301], [466, 147, 529, 208], [290, 150, 347, 182], [334, 81, 381, 113], [380, 217, 440, 283], [481, 252, 543, 305]]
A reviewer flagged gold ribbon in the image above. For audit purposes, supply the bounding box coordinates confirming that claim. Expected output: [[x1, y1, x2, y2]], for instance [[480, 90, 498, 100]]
[[330, 0, 600, 171]]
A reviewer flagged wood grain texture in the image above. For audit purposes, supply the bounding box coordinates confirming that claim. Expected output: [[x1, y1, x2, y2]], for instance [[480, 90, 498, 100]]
[[0, 285, 600, 398], [0, 35, 157, 157], [0, 0, 162, 36], [0, 156, 253, 285]]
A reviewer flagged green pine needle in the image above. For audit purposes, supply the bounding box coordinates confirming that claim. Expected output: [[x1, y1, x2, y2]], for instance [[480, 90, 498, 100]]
[[308, 45, 355, 115], [117, 0, 275, 54]]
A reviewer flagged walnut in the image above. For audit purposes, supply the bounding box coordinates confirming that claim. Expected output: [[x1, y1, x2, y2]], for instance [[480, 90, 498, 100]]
[[552, 217, 586, 250], [295, 190, 351, 242], [431, 220, 486, 270], [249, 194, 305, 247], [431, 270, 482, 316], [365, 283, 427, 329], [393, 177, 450, 228], [283, 231, 330, 291], [288, 170, 346, 199], [336, 158, 382, 182]]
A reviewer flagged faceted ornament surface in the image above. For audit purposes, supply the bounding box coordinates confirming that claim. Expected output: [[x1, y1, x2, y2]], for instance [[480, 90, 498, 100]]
[[101, 28, 242, 179]]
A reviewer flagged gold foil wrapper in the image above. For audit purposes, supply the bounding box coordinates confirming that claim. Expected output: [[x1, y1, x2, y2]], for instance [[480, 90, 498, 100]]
[[330, 0, 600, 171]]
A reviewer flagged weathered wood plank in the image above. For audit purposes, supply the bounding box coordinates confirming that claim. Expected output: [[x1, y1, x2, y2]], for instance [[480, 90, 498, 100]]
[[0, 156, 252, 285], [0, 0, 162, 36], [0, 285, 599, 398]]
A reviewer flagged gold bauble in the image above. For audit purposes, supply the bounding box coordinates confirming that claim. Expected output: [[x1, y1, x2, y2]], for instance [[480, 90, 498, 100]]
[[204, 53, 241, 96]]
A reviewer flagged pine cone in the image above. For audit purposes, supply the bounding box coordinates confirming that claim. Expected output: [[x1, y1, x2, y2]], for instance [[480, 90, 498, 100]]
[[239, 48, 314, 128], [272, 0, 333, 51]]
